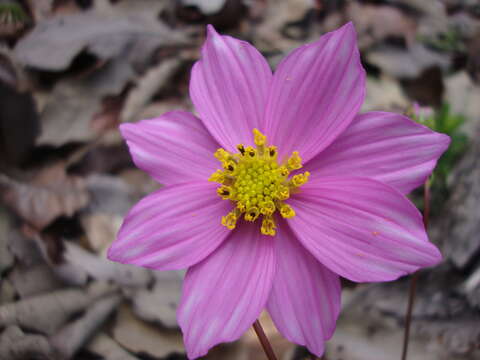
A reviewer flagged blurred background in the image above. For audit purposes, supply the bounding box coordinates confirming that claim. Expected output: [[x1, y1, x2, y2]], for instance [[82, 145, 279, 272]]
[[0, 0, 479, 359]]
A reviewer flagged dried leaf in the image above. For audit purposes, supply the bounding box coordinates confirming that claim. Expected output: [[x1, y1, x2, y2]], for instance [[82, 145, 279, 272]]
[[0, 281, 116, 335], [87, 333, 139, 360], [120, 58, 183, 123], [0, 279, 16, 305], [14, 11, 186, 71], [181, 0, 226, 15], [367, 44, 450, 78], [444, 71, 480, 136], [131, 271, 183, 329], [362, 75, 408, 112], [0, 162, 89, 229], [64, 242, 151, 288], [345, 2, 417, 49], [50, 295, 122, 359], [113, 305, 185, 358], [0, 326, 54, 360], [81, 213, 123, 253], [36, 58, 134, 146], [8, 263, 64, 299], [85, 174, 134, 216]]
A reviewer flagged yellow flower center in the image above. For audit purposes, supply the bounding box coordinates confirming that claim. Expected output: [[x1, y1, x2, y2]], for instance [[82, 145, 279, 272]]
[[209, 129, 310, 236]]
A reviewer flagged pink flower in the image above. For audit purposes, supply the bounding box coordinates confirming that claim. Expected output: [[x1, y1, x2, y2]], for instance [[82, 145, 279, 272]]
[[108, 23, 450, 358]]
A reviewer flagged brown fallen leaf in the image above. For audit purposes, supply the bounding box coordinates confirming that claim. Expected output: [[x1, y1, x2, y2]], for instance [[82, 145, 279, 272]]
[[0, 281, 116, 335], [81, 213, 123, 253], [120, 57, 183, 123], [0, 279, 16, 305], [131, 271, 183, 329], [0, 161, 89, 230], [87, 332, 139, 360], [13, 10, 187, 71], [7, 263, 64, 299], [63, 241, 151, 288], [367, 44, 451, 79], [345, 2, 417, 49], [50, 294, 122, 359], [113, 304, 185, 358], [0, 326, 55, 360]]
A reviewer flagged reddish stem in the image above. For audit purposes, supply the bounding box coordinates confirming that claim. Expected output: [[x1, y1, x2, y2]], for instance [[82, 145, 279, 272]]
[[401, 180, 430, 360], [253, 319, 278, 360]]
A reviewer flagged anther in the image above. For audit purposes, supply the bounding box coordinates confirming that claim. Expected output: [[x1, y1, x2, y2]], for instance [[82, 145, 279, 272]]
[[223, 160, 236, 173], [253, 128, 266, 146], [244, 207, 260, 222], [217, 185, 232, 200], [267, 146, 277, 159], [260, 200, 275, 215], [279, 203, 295, 218], [245, 146, 256, 158], [209, 169, 226, 183], [278, 166, 290, 178], [276, 185, 290, 200], [290, 171, 310, 187], [287, 151, 302, 170], [237, 144, 246, 156], [214, 148, 230, 162], [221, 210, 238, 230], [261, 215, 276, 236]]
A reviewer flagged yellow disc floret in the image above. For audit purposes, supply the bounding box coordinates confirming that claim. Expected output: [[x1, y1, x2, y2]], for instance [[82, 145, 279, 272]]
[[209, 129, 311, 236]]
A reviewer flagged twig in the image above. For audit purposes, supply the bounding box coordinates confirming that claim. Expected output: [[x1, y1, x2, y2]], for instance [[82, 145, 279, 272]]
[[252, 319, 278, 360], [401, 180, 430, 360]]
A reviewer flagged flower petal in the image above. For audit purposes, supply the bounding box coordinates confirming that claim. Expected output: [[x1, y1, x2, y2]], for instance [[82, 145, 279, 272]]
[[120, 111, 220, 186], [177, 224, 275, 359], [190, 25, 272, 151], [305, 112, 451, 194], [267, 220, 341, 357], [264, 22, 366, 162], [107, 181, 231, 270], [288, 177, 442, 282]]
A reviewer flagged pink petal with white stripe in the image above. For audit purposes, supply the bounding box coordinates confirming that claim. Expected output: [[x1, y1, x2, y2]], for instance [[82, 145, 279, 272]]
[[267, 220, 341, 357], [288, 177, 442, 283], [190, 25, 272, 151], [305, 112, 450, 194], [120, 111, 220, 186], [264, 22, 365, 162], [107, 182, 231, 270], [177, 224, 275, 359]]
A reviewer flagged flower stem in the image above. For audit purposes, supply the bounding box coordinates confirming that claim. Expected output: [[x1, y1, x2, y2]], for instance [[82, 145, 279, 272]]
[[252, 319, 278, 360], [401, 180, 430, 360]]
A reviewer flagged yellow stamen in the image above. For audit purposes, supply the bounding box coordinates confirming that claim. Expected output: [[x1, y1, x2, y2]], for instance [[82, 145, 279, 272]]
[[279, 203, 295, 218], [209, 169, 226, 183], [209, 129, 311, 236], [287, 151, 302, 170], [261, 215, 276, 236], [221, 211, 237, 229], [214, 148, 230, 162], [245, 207, 260, 222], [253, 128, 266, 146], [217, 185, 232, 200], [290, 171, 310, 187], [259, 200, 275, 215]]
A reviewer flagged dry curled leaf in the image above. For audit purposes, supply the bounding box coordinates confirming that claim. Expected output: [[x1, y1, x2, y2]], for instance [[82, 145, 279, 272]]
[[0, 326, 55, 360], [13, 11, 186, 71], [50, 295, 122, 359], [0, 282, 116, 335], [0, 162, 89, 229]]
